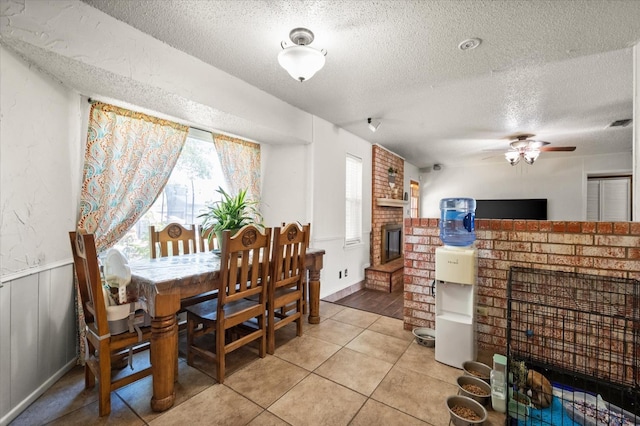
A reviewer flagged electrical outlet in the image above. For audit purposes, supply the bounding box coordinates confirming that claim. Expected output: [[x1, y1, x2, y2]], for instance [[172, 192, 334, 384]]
[[344, 269, 348, 277], [339, 271, 342, 279], [477, 306, 488, 316]]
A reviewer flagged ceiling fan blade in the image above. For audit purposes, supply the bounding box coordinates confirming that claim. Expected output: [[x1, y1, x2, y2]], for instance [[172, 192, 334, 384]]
[[540, 146, 576, 152]]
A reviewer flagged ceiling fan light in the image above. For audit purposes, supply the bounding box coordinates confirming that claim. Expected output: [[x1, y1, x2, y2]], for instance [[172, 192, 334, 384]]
[[505, 150, 520, 166], [524, 149, 540, 164], [278, 45, 326, 82]]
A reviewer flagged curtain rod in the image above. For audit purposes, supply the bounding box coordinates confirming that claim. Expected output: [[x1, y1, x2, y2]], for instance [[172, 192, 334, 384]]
[[87, 98, 204, 132], [86, 98, 252, 142]]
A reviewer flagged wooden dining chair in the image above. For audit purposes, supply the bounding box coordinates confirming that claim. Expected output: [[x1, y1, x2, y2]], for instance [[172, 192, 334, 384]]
[[280, 221, 310, 315], [149, 223, 199, 259], [69, 231, 152, 417], [198, 226, 218, 252], [150, 222, 215, 322], [267, 223, 310, 354], [185, 225, 271, 383]]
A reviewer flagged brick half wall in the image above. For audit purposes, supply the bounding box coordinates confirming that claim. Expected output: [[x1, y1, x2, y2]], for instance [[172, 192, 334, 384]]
[[403, 218, 640, 363]]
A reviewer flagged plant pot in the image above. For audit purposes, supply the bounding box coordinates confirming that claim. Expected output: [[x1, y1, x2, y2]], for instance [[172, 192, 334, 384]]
[[214, 228, 241, 252], [446, 395, 487, 426], [462, 360, 491, 383], [456, 375, 491, 406]]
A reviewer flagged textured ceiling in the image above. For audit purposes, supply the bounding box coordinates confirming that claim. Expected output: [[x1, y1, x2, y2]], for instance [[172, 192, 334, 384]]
[[4, 0, 640, 167]]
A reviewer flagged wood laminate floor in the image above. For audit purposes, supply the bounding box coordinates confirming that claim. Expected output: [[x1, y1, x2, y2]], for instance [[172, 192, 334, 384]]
[[331, 288, 404, 320]]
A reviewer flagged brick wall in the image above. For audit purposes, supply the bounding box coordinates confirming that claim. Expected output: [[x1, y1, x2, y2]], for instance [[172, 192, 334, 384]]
[[366, 146, 405, 291], [403, 218, 640, 363], [370, 145, 403, 266], [365, 261, 404, 292]]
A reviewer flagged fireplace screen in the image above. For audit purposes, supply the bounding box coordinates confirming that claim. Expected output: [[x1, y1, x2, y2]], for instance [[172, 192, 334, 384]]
[[506, 266, 639, 424], [381, 224, 402, 264]]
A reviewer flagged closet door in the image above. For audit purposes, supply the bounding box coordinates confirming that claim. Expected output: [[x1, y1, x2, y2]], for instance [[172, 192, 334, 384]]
[[587, 176, 631, 221]]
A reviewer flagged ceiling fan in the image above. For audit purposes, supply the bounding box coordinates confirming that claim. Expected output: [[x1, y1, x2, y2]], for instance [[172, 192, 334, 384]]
[[503, 134, 576, 165]]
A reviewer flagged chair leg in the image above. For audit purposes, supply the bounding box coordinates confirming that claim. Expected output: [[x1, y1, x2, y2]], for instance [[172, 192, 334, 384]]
[[175, 334, 179, 383], [85, 339, 96, 389], [258, 314, 266, 358], [186, 313, 195, 366], [216, 326, 225, 384], [98, 341, 112, 416], [302, 277, 308, 315], [267, 305, 275, 355], [85, 364, 95, 390], [296, 298, 303, 337]]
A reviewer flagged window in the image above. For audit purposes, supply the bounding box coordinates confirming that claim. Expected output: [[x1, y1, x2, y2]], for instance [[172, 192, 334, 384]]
[[587, 175, 632, 221], [410, 180, 420, 218], [345, 154, 362, 245], [112, 129, 227, 260]]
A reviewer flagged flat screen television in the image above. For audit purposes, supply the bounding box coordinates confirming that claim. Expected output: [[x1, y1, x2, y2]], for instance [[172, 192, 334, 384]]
[[475, 199, 547, 220]]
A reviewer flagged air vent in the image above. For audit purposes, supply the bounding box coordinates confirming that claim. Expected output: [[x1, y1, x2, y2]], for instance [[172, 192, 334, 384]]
[[609, 119, 632, 128]]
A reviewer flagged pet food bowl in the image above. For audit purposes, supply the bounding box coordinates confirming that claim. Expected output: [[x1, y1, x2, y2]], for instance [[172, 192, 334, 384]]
[[412, 327, 435, 347], [462, 360, 491, 383], [456, 375, 491, 406], [446, 395, 487, 426]]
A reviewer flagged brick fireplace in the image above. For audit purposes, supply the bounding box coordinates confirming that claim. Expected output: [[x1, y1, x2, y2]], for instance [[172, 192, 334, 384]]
[[365, 145, 405, 292], [402, 217, 640, 365]]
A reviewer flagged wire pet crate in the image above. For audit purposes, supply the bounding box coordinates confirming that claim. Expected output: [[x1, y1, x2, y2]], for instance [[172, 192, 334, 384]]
[[506, 266, 639, 425]]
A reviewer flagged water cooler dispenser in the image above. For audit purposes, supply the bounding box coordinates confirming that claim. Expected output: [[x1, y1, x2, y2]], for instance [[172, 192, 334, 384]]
[[435, 198, 477, 368], [435, 246, 477, 367]]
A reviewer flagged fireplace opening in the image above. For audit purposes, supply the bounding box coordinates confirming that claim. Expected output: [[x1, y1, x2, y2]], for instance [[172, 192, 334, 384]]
[[381, 223, 402, 264]]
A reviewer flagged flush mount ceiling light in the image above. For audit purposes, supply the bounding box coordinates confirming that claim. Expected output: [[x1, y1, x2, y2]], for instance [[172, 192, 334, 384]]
[[278, 28, 327, 82], [368, 117, 381, 132], [504, 137, 548, 166]]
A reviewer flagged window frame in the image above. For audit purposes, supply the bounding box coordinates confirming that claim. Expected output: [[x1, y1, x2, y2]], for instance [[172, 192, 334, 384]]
[[345, 154, 363, 246]]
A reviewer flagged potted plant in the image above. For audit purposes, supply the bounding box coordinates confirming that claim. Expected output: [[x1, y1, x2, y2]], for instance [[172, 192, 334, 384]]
[[197, 186, 262, 250], [388, 167, 398, 184]]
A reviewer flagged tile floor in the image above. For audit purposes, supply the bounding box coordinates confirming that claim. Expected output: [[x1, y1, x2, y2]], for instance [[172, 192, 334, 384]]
[[10, 302, 506, 425]]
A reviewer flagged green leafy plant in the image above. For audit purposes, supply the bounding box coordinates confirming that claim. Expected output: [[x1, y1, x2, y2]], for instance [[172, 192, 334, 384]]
[[197, 187, 262, 247], [388, 167, 398, 174]]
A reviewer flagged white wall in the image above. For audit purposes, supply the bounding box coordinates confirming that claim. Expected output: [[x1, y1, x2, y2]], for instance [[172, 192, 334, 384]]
[[420, 153, 632, 220], [1, 45, 80, 425], [261, 117, 374, 299], [1, 46, 82, 275], [261, 144, 310, 226], [309, 117, 372, 298]]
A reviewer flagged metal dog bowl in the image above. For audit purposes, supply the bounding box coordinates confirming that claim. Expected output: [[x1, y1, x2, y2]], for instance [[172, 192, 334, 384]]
[[456, 375, 491, 406], [462, 360, 491, 383], [446, 395, 487, 426], [412, 327, 435, 347]]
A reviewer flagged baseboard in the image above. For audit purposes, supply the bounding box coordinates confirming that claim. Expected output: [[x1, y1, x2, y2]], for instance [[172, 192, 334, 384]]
[[322, 280, 365, 302]]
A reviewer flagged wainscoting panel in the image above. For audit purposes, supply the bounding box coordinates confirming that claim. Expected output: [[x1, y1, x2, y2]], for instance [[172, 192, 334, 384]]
[[1, 263, 76, 425], [10, 273, 39, 407], [0, 282, 10, 420]]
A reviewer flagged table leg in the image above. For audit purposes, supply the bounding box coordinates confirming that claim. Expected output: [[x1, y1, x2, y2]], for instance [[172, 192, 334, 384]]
[[308, 268, 321, 324], [150, 314, 177, 412]]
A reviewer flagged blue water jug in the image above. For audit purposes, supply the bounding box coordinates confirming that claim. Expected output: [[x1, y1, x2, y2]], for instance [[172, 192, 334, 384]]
[[439, 198, 476, 246]]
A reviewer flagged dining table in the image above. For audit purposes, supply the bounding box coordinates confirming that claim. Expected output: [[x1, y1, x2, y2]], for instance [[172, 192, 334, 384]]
[[128, 247, 325, 412]]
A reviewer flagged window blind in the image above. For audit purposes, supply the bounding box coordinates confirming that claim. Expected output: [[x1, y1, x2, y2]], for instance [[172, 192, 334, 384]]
[[345, 154, 362, 245]]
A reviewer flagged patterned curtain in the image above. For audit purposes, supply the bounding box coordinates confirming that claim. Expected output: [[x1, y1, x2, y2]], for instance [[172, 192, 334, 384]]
[[77, 102, 188, 251], [74, 102, 187, 364], [214, 134, 261, 201]]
